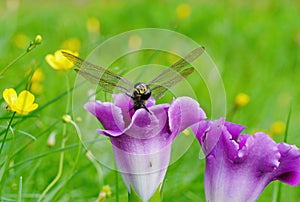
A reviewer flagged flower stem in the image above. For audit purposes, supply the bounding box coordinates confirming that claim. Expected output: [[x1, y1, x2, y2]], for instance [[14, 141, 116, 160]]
[[0, 112, 16, 197], [0, 35, 42, 76], [274, 106, 292, 202], [0, 52, 27, 76], [65, 73, 71, 113], [38, 73, 70, 201], [115, 168, 119, 202], [0, 112, 16, 155], [283, 105, 292, 143], [37, 124, 67, 202], [52, 119, 83, 200], [18, 176, 23, 202]]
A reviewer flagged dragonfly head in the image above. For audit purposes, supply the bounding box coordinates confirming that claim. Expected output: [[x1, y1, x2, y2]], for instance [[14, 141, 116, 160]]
[[133, 82, 151, 101]]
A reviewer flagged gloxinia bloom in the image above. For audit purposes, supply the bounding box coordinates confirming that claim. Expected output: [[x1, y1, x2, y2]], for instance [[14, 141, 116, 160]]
[[85, 94, 206, 201], [192, 118, 300, 202]]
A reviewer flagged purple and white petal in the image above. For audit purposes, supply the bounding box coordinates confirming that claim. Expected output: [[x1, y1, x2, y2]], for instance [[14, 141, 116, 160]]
[[193, 118, 300, 202]]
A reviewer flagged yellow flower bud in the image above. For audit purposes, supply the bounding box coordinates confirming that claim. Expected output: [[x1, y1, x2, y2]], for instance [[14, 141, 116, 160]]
[[62, 114, 72, 123], [34, 35, 42, 44]]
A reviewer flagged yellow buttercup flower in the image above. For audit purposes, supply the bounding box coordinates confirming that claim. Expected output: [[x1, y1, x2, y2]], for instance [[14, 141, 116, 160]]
[[235, 93, 250, 108], [30, 68, 44, 94], [270, 121, 286, 135], [45, 50, 78, 71], [87, 17, 100, 34], [30, 82, 43, 94], [176, 3, 191, 20], [3, 88, 38, 115], [61, 38, 81, 52], [31, 68, 44, 83]]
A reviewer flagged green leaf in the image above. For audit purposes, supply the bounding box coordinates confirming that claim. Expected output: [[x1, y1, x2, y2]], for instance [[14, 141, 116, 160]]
[[128, 182, 164, 202], [128, 185, 142, 202], [148, 183, 162, 202]]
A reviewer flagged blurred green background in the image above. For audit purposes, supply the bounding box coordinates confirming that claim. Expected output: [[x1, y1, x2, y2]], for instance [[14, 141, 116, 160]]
[[0, 0, 300, 201]]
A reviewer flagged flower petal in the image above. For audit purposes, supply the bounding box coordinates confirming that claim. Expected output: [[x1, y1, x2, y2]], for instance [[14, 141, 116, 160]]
[[112, 94, 134, 126], [113, 94, 156, 126], [194, 118, 300, 202], [45, 54, 60, 70], [84, 100, 125, 136], [46, 50, 78, 71], [3, 88, 17, 107], [17, 90, 35, 106], [169, 96, 206, 136], [106, 103, 170, 154], [274, 143, 300, 185], [113, 140, 171, 202]]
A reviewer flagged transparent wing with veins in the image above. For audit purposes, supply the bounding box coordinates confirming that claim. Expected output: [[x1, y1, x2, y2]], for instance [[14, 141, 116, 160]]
[[62, 51, 133, 94], [149, 46, 205, 100]]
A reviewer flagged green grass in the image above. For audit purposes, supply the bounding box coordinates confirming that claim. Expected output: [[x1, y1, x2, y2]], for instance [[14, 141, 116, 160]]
[[1, 0, 300, 201]]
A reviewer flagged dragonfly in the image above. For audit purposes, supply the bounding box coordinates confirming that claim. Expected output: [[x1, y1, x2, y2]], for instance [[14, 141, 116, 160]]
[[62, 46, 205, 113]]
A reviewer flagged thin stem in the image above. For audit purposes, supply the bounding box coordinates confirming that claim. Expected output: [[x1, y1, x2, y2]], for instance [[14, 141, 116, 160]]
[[53, 119, 83, 200], [37, 124, 67, 202], [0, 35, 41, 76], [0, 52, 27, 76], [0, 115, 16, 198], [283, 105, 292, 143], [275, 106, 292, 202], [115, 165, 119, 202], [38, 73, 70, 201], [0, 112, 16, 155], [18, 176, 23, 202], [65, 73, 71, 113]]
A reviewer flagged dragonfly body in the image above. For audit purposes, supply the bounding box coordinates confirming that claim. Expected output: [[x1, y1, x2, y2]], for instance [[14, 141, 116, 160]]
[[130, 82, 152, 112], [62, 47, 205, 113]]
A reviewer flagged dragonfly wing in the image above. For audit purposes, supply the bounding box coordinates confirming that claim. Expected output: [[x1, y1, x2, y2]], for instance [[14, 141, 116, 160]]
[[151, 67, 194, 100], [148, 46, 204, 85], [62, 51, 133, 94]]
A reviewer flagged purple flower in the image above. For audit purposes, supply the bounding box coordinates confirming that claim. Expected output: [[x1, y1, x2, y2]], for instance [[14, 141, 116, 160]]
[[192, 118, 300, 202], [85, 94, 206, 201]]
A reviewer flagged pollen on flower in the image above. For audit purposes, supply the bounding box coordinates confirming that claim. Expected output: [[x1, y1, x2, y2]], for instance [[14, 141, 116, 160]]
[[235, 93, 250, 108], [176, 3, 191, 20], [45, 50, 78, 71], [270, 121, 286, 135], [2, 88, 38, 115]]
